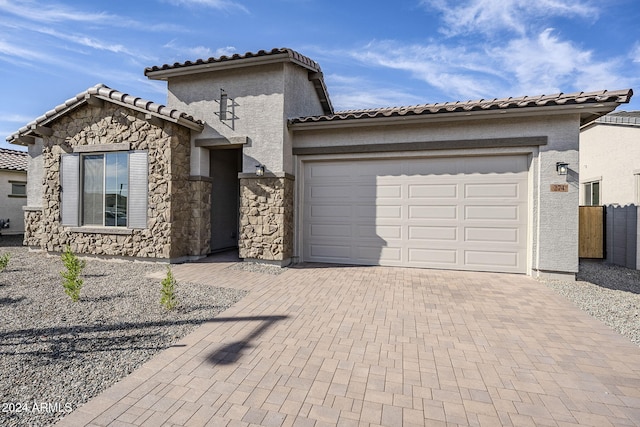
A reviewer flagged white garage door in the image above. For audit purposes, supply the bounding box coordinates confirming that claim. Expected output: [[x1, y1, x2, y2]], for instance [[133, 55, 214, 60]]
[[303, 155, 528, 273]]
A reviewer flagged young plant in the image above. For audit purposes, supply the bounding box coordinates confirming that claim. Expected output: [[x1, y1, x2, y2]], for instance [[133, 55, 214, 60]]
[[0, 253, 10, 272], [60, 246, 86, 302], [160, 266, 178, 310]]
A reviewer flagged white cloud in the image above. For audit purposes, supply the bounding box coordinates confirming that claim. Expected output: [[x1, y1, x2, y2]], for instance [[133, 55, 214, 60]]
[[424, 0, 598, 36], [0, 0, 116, 23], [0, 113, 37, 123], [163, 41, 236, 60], [343, 28, 633, 104], [0, 0, 186, 32], [632, 43, 640, 63], [348, 41, 504, 101], [215, 46, 237, 57], [326, 74, 427, 110], [164, 0, 248, 13], [492, 29, 630, 94]]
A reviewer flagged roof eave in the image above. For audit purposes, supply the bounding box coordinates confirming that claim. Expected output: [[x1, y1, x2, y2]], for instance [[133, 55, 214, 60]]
[[289, 102, 624, 131]]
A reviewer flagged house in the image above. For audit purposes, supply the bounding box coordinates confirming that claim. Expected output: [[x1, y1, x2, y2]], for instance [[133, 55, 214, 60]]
[[579, 111, 640, 269], [580, 111, 640, 206], [0, 147, 28, 235], [7, 48, 633, 279]]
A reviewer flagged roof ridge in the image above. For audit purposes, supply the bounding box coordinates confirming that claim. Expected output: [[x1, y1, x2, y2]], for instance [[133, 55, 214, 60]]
[[144, 47, 322, 75]]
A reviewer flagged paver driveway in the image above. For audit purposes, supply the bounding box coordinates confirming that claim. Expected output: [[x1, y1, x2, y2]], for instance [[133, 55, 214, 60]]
[[60, 256, 640, 426]]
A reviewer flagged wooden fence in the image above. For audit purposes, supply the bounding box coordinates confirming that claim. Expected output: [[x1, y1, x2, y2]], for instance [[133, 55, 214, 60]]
[[579, 206, 605, 258]]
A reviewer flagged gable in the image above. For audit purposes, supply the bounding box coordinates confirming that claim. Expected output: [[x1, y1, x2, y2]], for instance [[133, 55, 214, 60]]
[[7, 84, 203, 147]]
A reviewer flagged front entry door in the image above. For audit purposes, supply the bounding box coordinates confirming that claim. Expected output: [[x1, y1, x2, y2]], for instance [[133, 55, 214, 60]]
[[210, 148, 241, 252]]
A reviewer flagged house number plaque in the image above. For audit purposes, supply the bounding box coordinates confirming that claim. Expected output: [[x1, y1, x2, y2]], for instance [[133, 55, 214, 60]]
[[550, 184, 568, 192]]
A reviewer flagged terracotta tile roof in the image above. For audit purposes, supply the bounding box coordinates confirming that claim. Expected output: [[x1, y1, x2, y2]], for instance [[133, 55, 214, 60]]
[[145, 47, 333, 115], [595, 110, 640, 126], [145, 47, 322, 75], [0, 148, 27, 171], [7, 84, 204, 145], [290, 89, 633, 126]]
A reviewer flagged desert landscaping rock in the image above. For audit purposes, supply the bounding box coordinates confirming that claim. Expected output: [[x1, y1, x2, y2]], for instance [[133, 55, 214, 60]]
[[541, 259, 640, 346], [0, 236, 246, 426]]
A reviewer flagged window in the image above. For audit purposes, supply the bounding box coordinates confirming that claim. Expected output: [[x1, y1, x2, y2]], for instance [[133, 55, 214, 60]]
[[61, 151, 147, 229], [583, 181, 601, 206], [9, 181, 26, 198], [82, 153, 128, 226]]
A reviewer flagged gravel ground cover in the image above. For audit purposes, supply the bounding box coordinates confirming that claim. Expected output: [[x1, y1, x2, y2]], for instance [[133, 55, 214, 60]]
[[541, 259, 640, 346], [0, 236, 247, 427]]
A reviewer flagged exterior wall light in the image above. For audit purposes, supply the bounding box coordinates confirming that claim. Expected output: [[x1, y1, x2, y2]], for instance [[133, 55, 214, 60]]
[[255, 164, 265, 176], [556, 162, 569, 175]]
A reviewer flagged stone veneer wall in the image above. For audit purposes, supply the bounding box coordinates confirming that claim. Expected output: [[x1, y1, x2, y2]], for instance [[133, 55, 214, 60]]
[[188, 178, 212, 257], [26, 102, 205, 260], [23, 208, 43, 247], [239, 175, 294, 263]]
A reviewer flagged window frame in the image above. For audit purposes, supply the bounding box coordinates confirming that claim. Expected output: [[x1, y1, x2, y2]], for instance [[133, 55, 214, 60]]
[[8, 180, 26, 198], [80, 152, 129, 228], [60, 150, 148, 230], [583, 180, 601, 206]]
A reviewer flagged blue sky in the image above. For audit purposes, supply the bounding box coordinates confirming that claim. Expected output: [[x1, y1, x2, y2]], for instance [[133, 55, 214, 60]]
[[2, 0, 639, 150]]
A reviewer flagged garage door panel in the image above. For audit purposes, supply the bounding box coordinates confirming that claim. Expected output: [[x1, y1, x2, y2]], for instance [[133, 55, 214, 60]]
[[465, 227, 519, 243], [358, 225, 402, 239], [465, 183, 519, 198], [465, 250, 520, 269], [408, 248, 458, 264], [310, 205, 352, 219], [356, 246, 402, 262], [309, 163, 353, 178], [309, 224, 351, 238], [304, 155, 528, 273], [309, 243, 351, 259], [406, 157, 458, 175], [409, 184, 457, 198], [310, 184, 354, 199], [357, 205, 402, 219], [409, 226, 457, 241], [464, 205, 520, 220], [410, 205, 457, 219], [376, 185, 402, 199]]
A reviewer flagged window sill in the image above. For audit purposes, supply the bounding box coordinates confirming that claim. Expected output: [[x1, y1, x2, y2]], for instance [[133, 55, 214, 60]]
[[8, 194, 27, 198], [68, 227, 135, 235]]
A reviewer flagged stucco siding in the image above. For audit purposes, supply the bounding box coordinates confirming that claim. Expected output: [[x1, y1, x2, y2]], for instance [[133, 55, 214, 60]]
[[166, 64, 287, 174], [282, 63, 326, 175], [580, 124, 640, 206]]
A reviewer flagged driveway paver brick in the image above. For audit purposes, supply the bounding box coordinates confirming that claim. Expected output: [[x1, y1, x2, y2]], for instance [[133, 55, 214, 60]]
[[58, 256, 640, 426]]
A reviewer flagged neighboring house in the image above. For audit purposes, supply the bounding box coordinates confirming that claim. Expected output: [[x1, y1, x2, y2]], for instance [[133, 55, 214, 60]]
[[580, 111, 640, 269], [580, 111, 640, 206], [7, 48, 633, 279], [0, 147, 28, 235]]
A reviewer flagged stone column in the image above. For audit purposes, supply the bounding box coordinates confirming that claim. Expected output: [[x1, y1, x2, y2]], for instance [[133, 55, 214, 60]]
[[23, 207, 43, 248], [239, 173, 294, 266]]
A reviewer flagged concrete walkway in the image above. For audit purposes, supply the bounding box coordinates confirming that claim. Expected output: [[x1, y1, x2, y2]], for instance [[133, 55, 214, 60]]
[[60, 255, 640, 426]]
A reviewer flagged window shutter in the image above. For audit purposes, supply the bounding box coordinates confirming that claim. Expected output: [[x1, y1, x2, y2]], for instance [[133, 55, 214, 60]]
[[60, 153, 80, 226], [128, 151, 148, 229]]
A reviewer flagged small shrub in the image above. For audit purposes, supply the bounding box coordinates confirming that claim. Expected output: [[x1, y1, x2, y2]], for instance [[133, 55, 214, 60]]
[[0, 253, 10, 272], [160, 266, 178, 310], [60, 246, 86, 302]]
